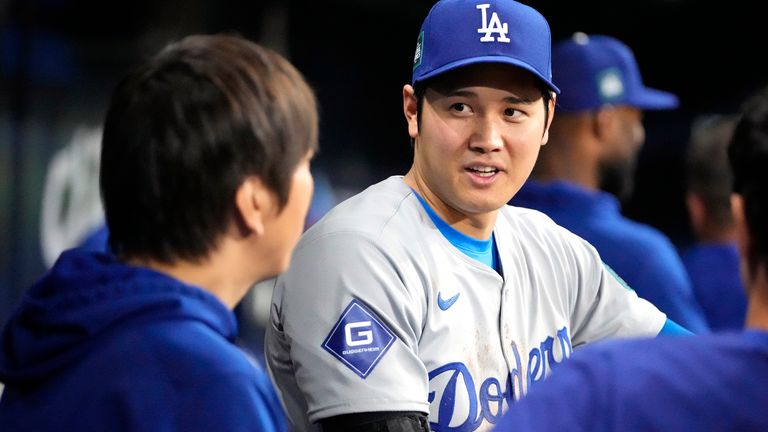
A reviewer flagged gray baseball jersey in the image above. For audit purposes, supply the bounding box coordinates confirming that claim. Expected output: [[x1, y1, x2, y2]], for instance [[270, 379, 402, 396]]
[[264, 176, 666, 431]]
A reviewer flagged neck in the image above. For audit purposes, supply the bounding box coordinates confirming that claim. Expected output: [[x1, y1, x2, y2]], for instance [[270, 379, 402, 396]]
[[696, 221, 738, 244], [128, 240, 254, 310], [404, 172, 497, 240], [745, 264, 768, 331]]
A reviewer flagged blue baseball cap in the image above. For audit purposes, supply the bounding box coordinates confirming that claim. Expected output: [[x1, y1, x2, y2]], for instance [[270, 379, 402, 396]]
[[553, 32, 679, 112], [411, 0, 560, 94]]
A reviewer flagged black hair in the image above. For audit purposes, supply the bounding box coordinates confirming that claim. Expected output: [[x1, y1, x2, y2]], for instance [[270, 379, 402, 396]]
[[100, 34, 318, 263], [686, 114, 739, 227], [729, 86, 768, 275]]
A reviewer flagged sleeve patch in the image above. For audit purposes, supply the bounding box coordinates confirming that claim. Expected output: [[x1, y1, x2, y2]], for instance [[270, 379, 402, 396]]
[[321, 299, 397, 378]]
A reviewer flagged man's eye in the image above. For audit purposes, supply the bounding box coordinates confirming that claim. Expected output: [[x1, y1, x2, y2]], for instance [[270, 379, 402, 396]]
[[451, 103, 471, 113], [504, 108, 519, 117]]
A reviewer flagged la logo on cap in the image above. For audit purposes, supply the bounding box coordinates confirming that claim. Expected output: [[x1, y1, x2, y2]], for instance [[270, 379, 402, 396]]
[[477, 3, 510, 43]]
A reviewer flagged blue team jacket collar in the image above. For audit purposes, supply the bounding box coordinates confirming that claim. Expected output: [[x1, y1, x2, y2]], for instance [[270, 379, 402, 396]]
[[515, 180, 621, 218]]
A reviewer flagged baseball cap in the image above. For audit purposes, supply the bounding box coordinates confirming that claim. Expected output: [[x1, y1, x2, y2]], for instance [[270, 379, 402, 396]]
[[411, 0, 560, 94], [553, 32, 679, 112]]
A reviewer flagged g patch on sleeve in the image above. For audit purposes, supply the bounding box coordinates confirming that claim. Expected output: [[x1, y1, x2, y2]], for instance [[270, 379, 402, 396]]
[[322, 299, 396, 378]]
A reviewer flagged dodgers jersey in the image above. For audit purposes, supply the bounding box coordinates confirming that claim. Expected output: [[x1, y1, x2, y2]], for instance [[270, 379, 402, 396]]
[[512, 180, 709, 333], [264, 176, 666, 431]]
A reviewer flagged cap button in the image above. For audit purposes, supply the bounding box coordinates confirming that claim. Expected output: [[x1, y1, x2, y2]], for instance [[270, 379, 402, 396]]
[[572, 32, 590, 45]]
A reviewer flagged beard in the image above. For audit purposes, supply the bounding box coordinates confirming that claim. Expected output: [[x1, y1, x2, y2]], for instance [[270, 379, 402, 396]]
[[599, 158, 637, 202]]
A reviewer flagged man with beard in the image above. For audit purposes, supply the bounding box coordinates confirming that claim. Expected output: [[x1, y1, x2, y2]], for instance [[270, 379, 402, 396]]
[[511, 32, 709, 332], [495, 83, 768, 432]]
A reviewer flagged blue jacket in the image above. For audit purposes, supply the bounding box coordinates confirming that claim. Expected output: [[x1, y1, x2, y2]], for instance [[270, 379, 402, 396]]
[[0, 248, 286, 432], [496, 330, 768, 431], [682, 242, 747, 331], [512, 180, 709, 333]]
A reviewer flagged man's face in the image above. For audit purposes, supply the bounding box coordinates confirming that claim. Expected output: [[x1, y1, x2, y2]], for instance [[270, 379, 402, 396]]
[[598, 106, 645, 199], [405, 63, 553, 222], [261, 150, 315, 276]]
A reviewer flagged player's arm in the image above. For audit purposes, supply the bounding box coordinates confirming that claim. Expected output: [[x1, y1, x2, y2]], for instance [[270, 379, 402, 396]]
[[603, 260, 695, 336], [273, 232, 429, 425], [627, 238, 710, 333], [567, 239, 667, 344], [319, 411, 430, 432]]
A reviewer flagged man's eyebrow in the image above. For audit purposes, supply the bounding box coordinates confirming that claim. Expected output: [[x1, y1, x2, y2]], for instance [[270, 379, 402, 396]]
[[445, 89, 477, 98], [443, 89, 535, 105], [503, 96, 536, 105]]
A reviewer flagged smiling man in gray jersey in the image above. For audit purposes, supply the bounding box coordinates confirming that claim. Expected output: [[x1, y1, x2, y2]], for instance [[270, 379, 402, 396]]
[[260, 1, 676, 431]]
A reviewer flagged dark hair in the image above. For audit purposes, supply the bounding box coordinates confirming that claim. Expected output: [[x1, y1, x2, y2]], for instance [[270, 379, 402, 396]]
[[686, 114, 739, 227], [100, 34, 318, 263], [729, 86, 768, 275]]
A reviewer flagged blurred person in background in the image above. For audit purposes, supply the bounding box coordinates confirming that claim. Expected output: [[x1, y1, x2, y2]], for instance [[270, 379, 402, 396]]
[[683, 114, 747, 330], [511, 32, 709, 333], [0, 33, 318, 431], [494, 83, 768, 432]]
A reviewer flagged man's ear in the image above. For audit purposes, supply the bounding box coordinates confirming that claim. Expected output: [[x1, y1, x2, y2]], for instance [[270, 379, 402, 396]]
[[593, 106, 616, 141], [403, 84, 419, 139], [235, 176, 274, 238]]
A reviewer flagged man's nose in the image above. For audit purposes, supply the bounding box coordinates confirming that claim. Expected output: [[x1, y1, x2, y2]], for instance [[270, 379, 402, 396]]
[[470, 117, 504, 153]]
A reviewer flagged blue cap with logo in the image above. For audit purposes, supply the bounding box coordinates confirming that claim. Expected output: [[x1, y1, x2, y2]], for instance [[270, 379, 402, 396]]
[[553, 32, 679, 112], [411, 0, 560, 94]]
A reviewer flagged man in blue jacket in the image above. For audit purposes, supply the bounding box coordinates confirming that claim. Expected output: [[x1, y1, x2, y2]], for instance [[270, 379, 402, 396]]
[[495, 84, 768, 432], [0, 33, 318, 431], [511, 32, 709, 332], [682, 114, 747, 330]]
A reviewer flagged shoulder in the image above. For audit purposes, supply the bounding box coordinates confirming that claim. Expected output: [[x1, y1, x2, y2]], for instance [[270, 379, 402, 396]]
[[604, 214, 678, 254], [291, 177, 433, 266], [583, 214, 686, 280], [501, 204, 600, 260], [501, 204, 576, 239], [122, 313, 256, 383], [300, 176, 421, 243]]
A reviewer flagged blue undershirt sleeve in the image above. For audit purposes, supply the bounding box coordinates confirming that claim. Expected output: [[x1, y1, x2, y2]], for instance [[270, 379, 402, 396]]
[[658, 318, 694, 336]]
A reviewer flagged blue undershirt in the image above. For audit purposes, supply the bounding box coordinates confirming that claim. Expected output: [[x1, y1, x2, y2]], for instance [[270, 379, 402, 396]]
[[411, 190, 499, 273]]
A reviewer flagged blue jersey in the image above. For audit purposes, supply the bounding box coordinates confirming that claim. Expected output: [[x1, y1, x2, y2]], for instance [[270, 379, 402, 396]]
[[682, 243, 747, 331], [512, 180, 709, 333], [495, 330, 768, 431], [0, 249, 287, 432]]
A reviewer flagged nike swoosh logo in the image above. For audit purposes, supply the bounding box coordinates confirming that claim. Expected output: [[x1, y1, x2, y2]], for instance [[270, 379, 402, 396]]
[[437, 292, 460, 311]]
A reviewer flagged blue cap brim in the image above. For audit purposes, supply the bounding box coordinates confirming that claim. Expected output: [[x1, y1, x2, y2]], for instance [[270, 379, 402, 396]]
[[413, 55, 561, 94], [627, 87, 679, 110]]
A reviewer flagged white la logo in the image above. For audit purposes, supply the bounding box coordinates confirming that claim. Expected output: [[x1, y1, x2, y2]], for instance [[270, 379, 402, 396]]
[[477, 4, 510, 43]]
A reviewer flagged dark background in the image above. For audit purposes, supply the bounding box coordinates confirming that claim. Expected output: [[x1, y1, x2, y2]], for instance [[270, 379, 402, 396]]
[[1, 0, 764, 325]]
